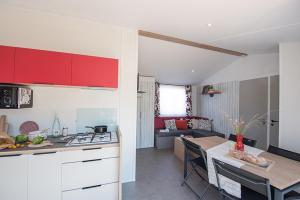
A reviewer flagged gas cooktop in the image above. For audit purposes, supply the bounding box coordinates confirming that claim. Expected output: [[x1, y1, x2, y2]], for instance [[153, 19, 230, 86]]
[[65, 132, 118, 146]]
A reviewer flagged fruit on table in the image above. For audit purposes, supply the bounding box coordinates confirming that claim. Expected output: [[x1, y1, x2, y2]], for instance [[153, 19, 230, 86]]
[[32, 136, 44, 145], [15, 134, 29, 143], [8, 144, 17, 149]]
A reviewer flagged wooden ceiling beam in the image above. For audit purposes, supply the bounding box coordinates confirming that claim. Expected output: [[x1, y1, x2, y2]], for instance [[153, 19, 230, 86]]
[[138, 30, 247, 57]]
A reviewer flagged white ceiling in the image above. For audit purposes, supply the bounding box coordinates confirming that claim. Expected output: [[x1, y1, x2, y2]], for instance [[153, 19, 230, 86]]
[[139, 37, 237, 85], [1, 0, 300, 84]]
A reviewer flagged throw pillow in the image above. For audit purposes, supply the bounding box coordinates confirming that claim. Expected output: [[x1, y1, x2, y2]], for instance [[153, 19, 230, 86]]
[[164, 119, 177, 130], [190, 119, 200, 129], [175, 120, 188, 130], [187, 119, 193, 129], [198, 119, 212, 131]]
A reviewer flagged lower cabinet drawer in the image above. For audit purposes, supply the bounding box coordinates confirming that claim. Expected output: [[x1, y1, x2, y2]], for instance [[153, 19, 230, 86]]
[[61, 147, 119, 163], [62, 157, 119, 191], [62, 182, 118, 200]]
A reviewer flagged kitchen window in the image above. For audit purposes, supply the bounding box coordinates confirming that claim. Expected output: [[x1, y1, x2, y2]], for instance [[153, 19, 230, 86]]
[[159, 84, 186, 116]]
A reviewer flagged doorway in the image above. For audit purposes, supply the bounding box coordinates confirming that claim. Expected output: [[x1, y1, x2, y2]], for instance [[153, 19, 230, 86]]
[[239, 75, 279, 149]]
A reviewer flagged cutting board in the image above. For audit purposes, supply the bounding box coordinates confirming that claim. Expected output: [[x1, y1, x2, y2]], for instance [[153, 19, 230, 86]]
[[28, 141, 54, 148], [0, 115, 7, 132]]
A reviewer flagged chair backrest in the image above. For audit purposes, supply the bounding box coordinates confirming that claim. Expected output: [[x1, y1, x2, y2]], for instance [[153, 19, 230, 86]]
[[228, 134, 257, 147], [181, 137, 207, 170], [268, 145, 300, 162], [212, 158, 271, 200]]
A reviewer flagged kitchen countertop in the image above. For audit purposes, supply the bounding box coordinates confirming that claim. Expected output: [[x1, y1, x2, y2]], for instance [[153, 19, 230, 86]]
[[0, 136, 119, 156]]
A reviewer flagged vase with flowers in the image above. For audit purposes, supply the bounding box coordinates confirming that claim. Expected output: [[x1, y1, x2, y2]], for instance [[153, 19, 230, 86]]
[[229, 113, 267, 151], [233, 120, 246, 151]]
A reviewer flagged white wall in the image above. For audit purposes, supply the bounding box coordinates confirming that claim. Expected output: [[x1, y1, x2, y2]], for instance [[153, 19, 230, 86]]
[[201, 53, 279, 85], [195, 53, 279, 117], [0, 5, 138, 182], [279, 42, 300, 153], [191, 85, 198, 115]]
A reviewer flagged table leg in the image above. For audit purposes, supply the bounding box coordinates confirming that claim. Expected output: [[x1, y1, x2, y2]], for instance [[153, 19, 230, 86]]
[[184, 148, 187, 178], [274, 189, 284, 200]]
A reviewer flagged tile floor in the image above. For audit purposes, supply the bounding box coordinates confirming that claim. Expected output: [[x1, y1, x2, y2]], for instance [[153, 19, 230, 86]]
[[122, 148, 220, 200]]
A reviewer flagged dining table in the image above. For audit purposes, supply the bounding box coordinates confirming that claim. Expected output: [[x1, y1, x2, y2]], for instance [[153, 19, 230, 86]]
[[183, 136, 300, 200]]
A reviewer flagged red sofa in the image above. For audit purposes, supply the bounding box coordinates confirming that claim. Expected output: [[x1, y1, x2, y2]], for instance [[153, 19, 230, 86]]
[[154, 116, 208, 129], [154, 116, 224, 149]]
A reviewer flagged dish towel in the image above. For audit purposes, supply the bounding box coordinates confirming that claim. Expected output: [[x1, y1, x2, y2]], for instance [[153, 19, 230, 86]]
[[206, 141, 263, 198]]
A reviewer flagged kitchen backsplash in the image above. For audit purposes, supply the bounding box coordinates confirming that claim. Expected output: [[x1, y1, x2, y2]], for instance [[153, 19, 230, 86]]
[[76, 108, 118, 133], [0, 85, 119, 136]]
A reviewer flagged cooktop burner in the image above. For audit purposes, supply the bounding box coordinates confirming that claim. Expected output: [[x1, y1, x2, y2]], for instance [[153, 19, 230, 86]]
[[65, 132, 118, 146]]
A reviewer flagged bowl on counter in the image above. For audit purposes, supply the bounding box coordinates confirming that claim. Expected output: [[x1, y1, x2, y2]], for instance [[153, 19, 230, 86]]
[[28, 130, 48, 141]]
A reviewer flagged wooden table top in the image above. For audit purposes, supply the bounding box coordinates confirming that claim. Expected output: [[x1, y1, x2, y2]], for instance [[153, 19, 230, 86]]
[[187, 136, 228, 151], [187, 136, 300, 190]]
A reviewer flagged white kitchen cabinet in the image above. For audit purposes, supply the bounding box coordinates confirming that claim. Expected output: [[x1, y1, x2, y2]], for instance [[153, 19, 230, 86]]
[[62, 157, 119, 191], [62, 182, 118, 200], [0, 145, 120, 200], [28, 152, 61, 200], [0, 154, 28, 200], [60, 146, 119, 163]]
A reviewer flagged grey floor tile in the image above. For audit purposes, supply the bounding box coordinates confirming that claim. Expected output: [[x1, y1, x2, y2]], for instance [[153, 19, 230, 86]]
[[122, 148, 219, 200]]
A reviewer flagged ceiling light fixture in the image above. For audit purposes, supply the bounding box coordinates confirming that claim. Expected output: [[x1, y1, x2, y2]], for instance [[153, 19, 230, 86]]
[[207, 23, 212, 27], [192, 70, 195, 73]]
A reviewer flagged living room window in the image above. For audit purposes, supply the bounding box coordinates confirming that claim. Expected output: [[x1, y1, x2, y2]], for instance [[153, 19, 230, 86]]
[[159, 84, 186, 116]]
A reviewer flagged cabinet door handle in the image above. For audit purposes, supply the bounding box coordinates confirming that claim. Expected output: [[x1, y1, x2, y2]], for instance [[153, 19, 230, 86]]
[[82, 184, 102, 190], [0, 154, 22, 157], [82, 158, 102, 163], [33, 151, 57, 155], [82, 147, 102, 151]]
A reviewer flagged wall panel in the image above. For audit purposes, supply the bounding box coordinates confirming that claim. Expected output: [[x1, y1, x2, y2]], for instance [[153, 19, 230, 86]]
[[199, 81, 239, 137]]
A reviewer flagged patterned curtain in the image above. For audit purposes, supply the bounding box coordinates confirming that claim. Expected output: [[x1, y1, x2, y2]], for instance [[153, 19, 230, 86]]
[[154, 82, 160, 117], [185, 85, 192, 116]]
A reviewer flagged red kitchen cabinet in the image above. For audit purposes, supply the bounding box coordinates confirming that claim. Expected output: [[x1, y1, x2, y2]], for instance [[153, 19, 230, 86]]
[[14, 48, 72, 85], [0, 45, 15, 83], [71, 55, 118, 88]]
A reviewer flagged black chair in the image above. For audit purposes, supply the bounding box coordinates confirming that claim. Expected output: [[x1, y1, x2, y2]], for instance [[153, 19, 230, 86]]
[[212, 158, 272, 200], [228, 134, 257, 147], [181, 137, 210, 199], [268, 145, 300, 162], [268, 145, 300, 200]]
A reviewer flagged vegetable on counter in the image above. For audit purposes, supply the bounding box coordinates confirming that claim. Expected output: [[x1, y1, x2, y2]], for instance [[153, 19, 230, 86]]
[[8, 143, 25, 149], [15, 134, 29, 143], [32, 136, 44, 145]]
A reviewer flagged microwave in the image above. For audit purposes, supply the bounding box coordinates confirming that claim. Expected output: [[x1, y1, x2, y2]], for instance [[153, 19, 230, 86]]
[[0, 85, 33, 109]]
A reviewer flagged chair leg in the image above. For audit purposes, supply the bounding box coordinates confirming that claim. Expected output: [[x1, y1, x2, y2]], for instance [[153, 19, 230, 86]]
[[184, 181, 202, 200], [218, 191, 225, 199], [181, 168, 194, 186], [199, 184, 210, 200]]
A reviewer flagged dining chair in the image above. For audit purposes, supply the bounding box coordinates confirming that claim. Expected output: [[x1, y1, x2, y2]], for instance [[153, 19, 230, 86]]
[[212, 158, 272, 200], [267, 145, 300, 200], [268, 145, 300, 162], [181, 136, 211, 200], [228, 134, 257, 147]]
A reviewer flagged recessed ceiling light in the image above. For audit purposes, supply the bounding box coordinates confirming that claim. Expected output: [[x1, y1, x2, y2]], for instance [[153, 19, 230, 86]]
[[207, 23, 212, 27], [192, 70, 195, 73]]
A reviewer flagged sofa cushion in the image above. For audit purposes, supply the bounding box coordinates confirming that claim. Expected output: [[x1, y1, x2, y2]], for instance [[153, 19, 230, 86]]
[[164, 119, 177, 130], [198, 119, 212, 131], [190, 119, 200, 129], [155, 116, 208, 129], [192, 129, 225, 138], [155, 129, 174, 137], [168, 129, 194, 137], [175, 120, 188, 130]]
